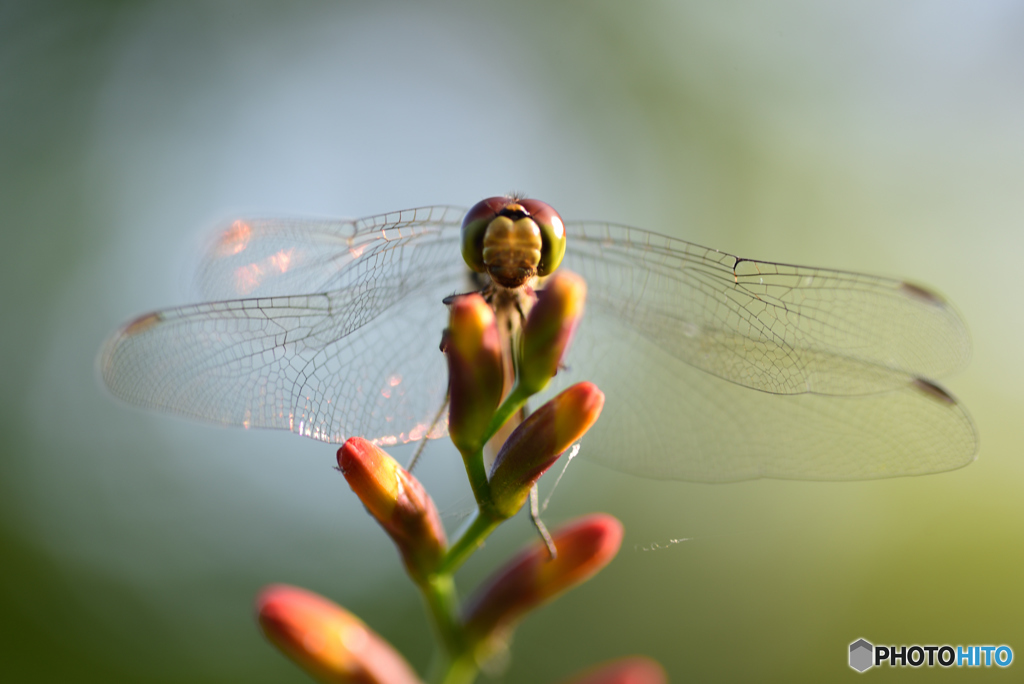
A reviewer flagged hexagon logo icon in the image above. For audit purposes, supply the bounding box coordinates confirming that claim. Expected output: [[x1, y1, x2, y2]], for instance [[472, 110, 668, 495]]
[[849, 639, 874, 672]]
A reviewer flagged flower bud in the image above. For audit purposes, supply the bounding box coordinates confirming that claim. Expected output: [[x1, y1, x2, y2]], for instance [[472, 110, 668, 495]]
[[462, 514, 623, 655], [488, 382, 604, 518], [338, 438, 446, 581], [443, 293, 505, 457], [256, 584, 422, 684], [517, 271, 586, 395], [559, 657, 667, 684]]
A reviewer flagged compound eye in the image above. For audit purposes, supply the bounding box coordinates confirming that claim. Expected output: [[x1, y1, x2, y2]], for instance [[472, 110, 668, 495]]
[[519, 199, 566, 276], [461, 197, 508, 273]]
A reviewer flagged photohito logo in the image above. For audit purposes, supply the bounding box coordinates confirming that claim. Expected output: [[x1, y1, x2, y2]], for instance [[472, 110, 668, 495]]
[[849, 639, 1013, 672]]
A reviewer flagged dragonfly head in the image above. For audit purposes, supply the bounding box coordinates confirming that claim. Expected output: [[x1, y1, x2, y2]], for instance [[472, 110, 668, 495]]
[[461, 196, 566, 289]]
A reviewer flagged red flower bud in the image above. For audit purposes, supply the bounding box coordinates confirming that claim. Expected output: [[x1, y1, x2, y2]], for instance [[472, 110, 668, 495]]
[[338, 438, 446, 581], [517, 271, 586, 395], [256, 584, 422, 684], [488, 382, 604, 518], [443, 294, 505, 457], [462, 514, 623, 655], [560, 657, 667, 684]]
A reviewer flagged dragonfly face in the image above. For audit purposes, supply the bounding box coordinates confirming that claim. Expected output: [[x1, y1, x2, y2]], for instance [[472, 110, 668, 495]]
[[99, 198, 977, 482], [460, 197, 567, 290]]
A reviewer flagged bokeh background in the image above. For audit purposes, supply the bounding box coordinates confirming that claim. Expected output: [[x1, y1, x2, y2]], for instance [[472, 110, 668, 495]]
[[3, 1, 1022, 681]]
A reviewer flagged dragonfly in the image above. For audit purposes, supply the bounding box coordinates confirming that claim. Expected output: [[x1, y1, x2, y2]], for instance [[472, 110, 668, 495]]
[[100, 197, 977, 483]]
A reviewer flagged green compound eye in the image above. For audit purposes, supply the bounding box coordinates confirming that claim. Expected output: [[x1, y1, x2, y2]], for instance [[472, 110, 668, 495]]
[[460, 197, 507, 273], [518, 199, 566, 276]]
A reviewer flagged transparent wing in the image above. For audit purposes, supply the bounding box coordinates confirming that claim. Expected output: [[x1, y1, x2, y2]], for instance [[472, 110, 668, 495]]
[[555, 221, 977, 481], [563, 222, 970, 396], [101, 207, 469, 444], [101, 207, 977, 481], [193, 207, 468, 300]]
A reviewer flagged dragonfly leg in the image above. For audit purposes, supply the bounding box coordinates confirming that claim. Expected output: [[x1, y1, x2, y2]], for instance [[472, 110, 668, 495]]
[[530, 484, 557, 560], [407, 392, 450, 473]]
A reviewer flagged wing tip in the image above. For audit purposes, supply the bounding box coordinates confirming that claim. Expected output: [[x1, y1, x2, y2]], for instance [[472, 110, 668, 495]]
[[899, 280, 947, 306], [910, 377, 957, 405]]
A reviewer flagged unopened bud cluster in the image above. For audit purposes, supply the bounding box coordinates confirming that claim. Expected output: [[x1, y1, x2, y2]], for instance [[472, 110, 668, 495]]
[[444, 271, 599, 521], [255, 269, 658, 684]]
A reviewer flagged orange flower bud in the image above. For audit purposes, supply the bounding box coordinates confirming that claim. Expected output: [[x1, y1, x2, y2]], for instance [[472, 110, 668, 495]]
[[488, 382, 604, 518], [443, 294, 505, 457], [338, 438, 446, 581], [256, 584, 422, 684], [559, 657, 667, 684], [462, 514, 623, 655], [517, 271, 586, 395]]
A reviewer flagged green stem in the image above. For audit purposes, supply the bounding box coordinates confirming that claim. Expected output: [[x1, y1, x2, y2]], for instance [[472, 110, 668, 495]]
[[481, 383, 531, 448], [421, 359, 542, 683], [440, 509, 503, 576], [438, 655, 479, 684], [420, 573, 480, 684], [421, 574, 462, 658], [460, 447, 492, 511]]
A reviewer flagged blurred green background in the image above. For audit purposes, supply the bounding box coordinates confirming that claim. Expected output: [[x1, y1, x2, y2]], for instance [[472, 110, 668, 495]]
[[3, 1, 1022, 681]]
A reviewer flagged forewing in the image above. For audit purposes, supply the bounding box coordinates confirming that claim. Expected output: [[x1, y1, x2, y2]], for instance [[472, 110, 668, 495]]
[[557, 222, 976, 480], [562, 221, 971, 396], [101, 210, 469, 444], [194, 206, 468, 300]]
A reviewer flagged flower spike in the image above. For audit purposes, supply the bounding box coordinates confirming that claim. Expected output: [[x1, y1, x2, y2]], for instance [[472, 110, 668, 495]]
[[443, 293, 505, 458], [516, 270, 586, 395], [461, 514, 623, 661], [488, 382, 605, 518], [338, 438, 446, 582], [559, 657, 667, 684], [256, 584, 422, 684]]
